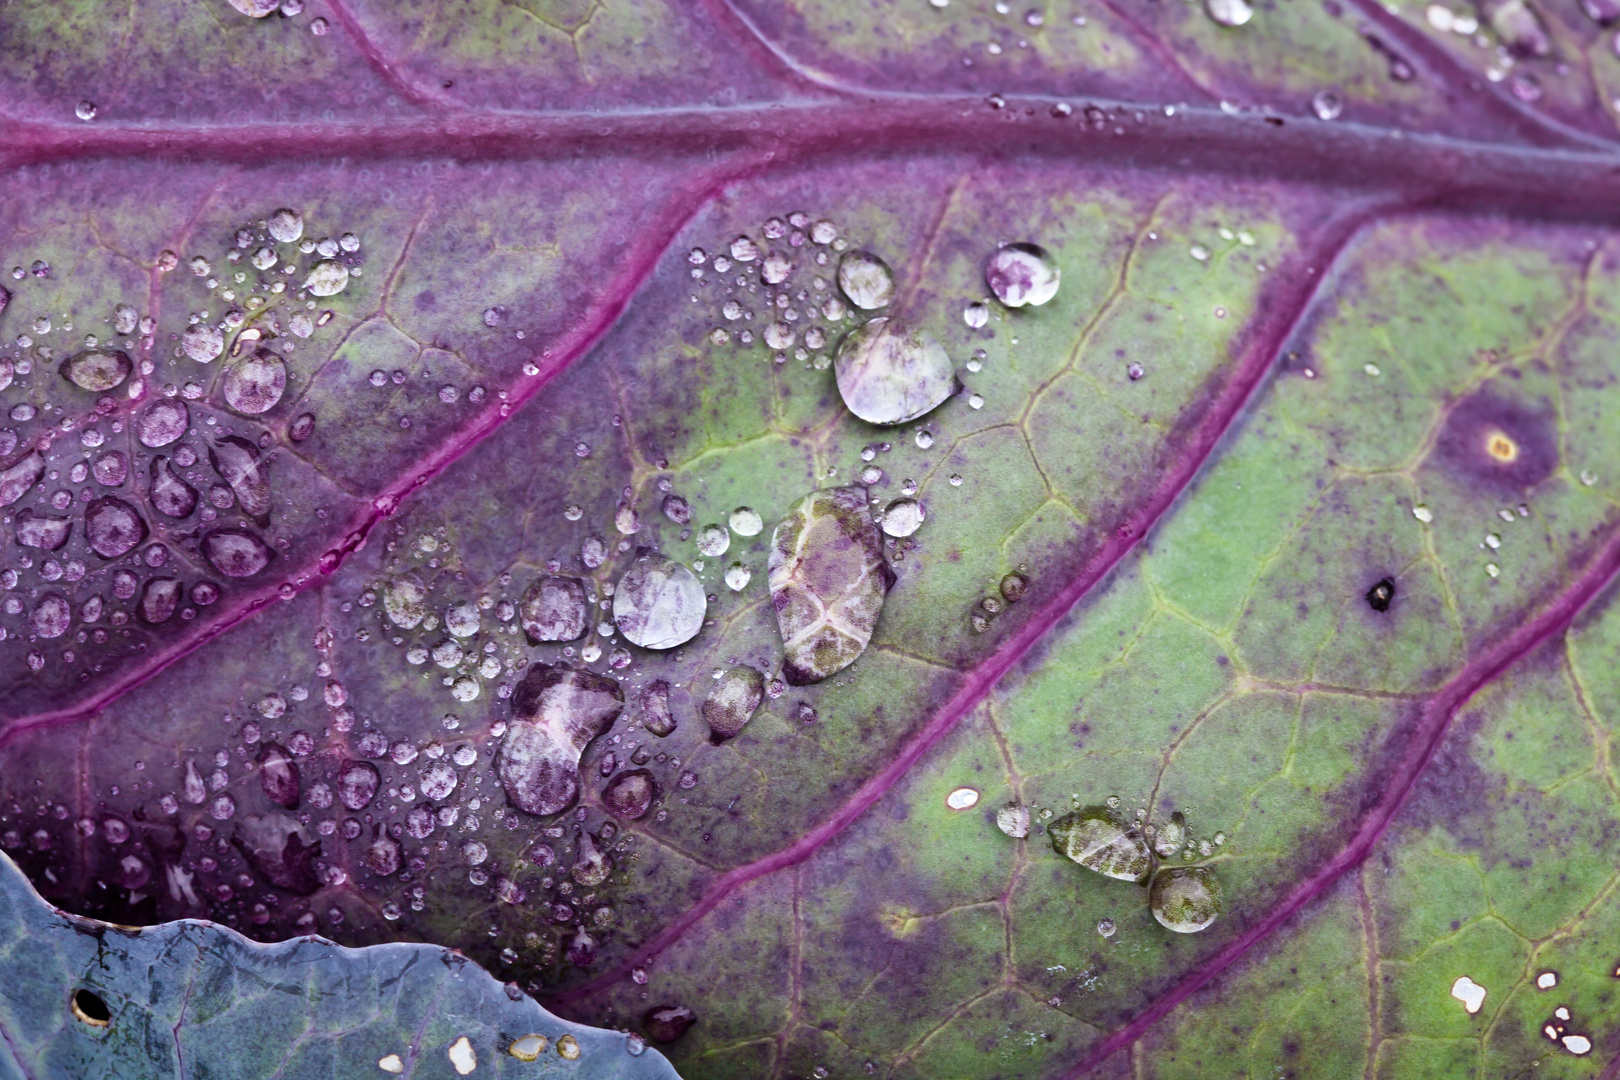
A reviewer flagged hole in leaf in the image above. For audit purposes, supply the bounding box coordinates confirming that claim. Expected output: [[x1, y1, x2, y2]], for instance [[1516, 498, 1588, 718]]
[[70, 988, 111, 1027], [1366, 578, 1395, 612]]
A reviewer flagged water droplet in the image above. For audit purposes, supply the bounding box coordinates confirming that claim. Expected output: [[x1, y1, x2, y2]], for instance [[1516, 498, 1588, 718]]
[[59, 349, 132, 392], [1450, 976, 1487, 1014], [727, 506, 763, 536], [963, 300, 989, 328], [14, 509, 70, 551], [1150, 866, 1223, 932], [1049, 806, 1151, 882], [136, 400, 189, 448], [761, 250, 793, 284], [289, 412, 316, 441], [1205, 0, 1252, 25], [181, 324, 224, 364], [729, 236, 760, 263], [639, 680, 677, 737], [603, 768, 657, 819], [985, 243, 1060, 308], [696, 524, 730, 557], [201, 527, 273, 577], [85, 496, 148, 558], [724, 562, 751, 591], [879, 498, 925, 538], [915, 429, 934, 449], [520, 576, 588, 642], [1311, 89, 1343, 120], [75, 100, 97, 121], [222, 348, 287, 414], [613, 551, 706, 650], [837, 251, 896, 310], [209, 436, 271, 521], [769, 486, 894, 684], [703, 666, 764, 742], [304, 260, 349, 297], [265, 209, 304, 244], [337, 760, 380, 811], [834, 317, 955, 426], [643, 1004, 696, 1043], [385, 574, 428, 629], [497, 665, 624, 816]]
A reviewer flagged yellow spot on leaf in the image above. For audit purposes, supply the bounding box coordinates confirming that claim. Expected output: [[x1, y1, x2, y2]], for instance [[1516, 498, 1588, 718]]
[[1485, 430, 1519, 463]]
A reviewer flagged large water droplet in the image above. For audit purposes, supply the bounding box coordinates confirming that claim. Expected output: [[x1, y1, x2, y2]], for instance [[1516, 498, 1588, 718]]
[[837, 250, 896, 310], [267, 209, 304, 244], [85, 496, 148, 558], [222, 348, 287, 414], [703, 666, 764, 742], [136, 400, 189, 448], [14, 509, 70, 551], [985, 243, 1060, 308], [1048, 806, 1151, 882], [337, 760, 380, 810], [602, 769, 657, 819], [613, 550, 706, 650], [258, 742, 300, 809], [834, 318, 955, 426], [520, 575, 588, 642], [181, 324, 224, 364], [497, 664, 625, 817], [996, 804, 1031, 838], [59, 349, 132, 392], [0, 451, 44, 507], [385, 574, 428, 629], [149, 457, 199, 518], [879, 498, 925, 538], [303, 260, 349, 297], [769, 486, 894, 684], [1150, 866, 1223, 932], [201, 526, 273, 577], [30, 593, 70, 639], [638, 679, 676, 737], [209, 436, 271, 522]]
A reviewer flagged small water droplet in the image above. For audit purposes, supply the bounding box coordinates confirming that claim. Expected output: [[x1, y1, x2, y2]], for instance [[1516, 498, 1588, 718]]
[[1311, 89, 1343, 120], [985, 243, 1060, 308], [75, 100, 97, 121], [1205, 0, 1253, 25]]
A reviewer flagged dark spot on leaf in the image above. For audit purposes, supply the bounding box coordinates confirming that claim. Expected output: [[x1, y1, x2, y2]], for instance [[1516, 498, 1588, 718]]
[[70, 988, 110, 1026], [643, 1003, 696, 1043], [1366, 577, 1395, 612]]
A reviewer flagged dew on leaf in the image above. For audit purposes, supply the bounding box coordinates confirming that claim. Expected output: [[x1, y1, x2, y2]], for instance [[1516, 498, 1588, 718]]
[[837, 250, 895, 310], [180, 324, 224, 364], [1049, 805, 1151, 882], [138, 578, 182, 624], [571, 831, 612, 885], [497, 664, 625, 816], [613, 550, 706, 650], [149, 458, 199, 518], [258, 743, 300, 808], [337, 761, 380, 811], [695, 524, 730, 557], [385, 574, 429, 629], [985, 243, 1060, 308], [639, 679, 676, 737], [303, 260, 349, 297], [761, 250, 793, 284], [723, 562, 751, 591], [1366, 577, 1395, 612], [602, 769, 657, 819], [419, 761, 458, 800], [15, 510, 70, 551], [879, 498, 925, 538], [643, 1004, 696, 1043], [59, 349, 132, 392], [1450, 976, 1487, 1014], [222, 348, 287, 414], [996, 803, 1031, 838], [728, 506, 762, 536], [769, 486, 894, 684], [0, 451, 41, 508], [963, 300, 989, 328], [834, 317, 955, 426], [1150, 866, 1223, 933], [201, 527, 273, 577], [1153, 811, 1187, 856], [208, 436, 271, 521], [136, 400, 189, 448], [1205, 0, 1253, 25], [703, 665, 764, 742], [1311, 90, 1343, 120], [30, 593, 71, 639], [85, 496, 148, 558]]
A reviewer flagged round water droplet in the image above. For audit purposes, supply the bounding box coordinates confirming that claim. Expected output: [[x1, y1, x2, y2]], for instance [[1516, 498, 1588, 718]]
[[963, 300, 989, 328], [724, 562, 751, 591], [837, 250, 896, 310], [1150, 866, 1223, 932], [136, 400, 189, 448], [303, 260, 349, 297], [613, 551, 706, 650], [267, 209, 304, 244], [75, 100, 97, 121], [985, 243, 1060, 308], [200, 526, 273, 577], [879, 498, 925, 538], [222, 348, 287, 414], [834, 318, 955, 426], [695, 524, 730, 557], [1096, 918, 1116, 938], [85, 497, 148, 558], [1311, 89, 1343, 120], [728, 506, 762, 536], [729, 236, 760, 263], [761, 250, 793, 284]]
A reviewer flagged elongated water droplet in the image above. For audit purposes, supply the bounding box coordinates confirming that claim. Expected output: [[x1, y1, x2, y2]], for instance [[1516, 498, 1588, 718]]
[[1049, 806, 1151, 882], [1205, 0, 1253, 25], [703, 666, 764, 742], [59, 350, 132, 392], [304, 260, 349, 297], [497, 665, 624, 816]]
